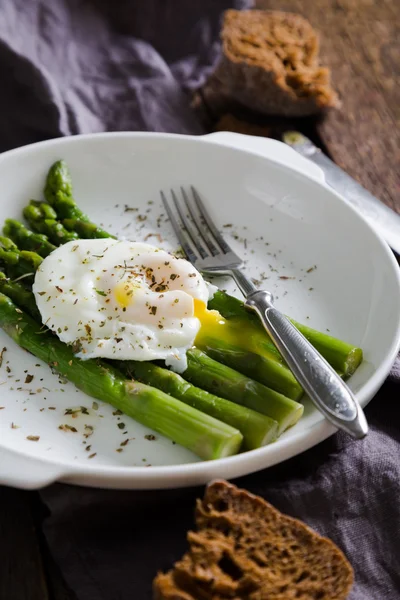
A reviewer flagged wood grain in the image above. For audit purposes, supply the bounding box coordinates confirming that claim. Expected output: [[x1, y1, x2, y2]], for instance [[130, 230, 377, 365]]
[[28, 493, 77, 600], [316, 14, 400, 211], [0, 487, 49, 600], [42, 546, 77, 600], [198, 0, 400, 211]]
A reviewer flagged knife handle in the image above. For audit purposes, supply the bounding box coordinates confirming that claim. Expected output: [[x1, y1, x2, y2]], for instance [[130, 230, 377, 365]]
[[283, 131, 400, 256]]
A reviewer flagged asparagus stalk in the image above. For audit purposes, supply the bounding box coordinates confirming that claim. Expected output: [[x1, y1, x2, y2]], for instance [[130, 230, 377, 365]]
[[23, 201, 79, 244], [208, 291, 281, 359], [195, 332, 303, 400], [0, 240, 43, 281], [63, 218, 115, 239], [117, 360, 278, 450], [0, 293, 243, 460], [0, 272, 42, 321], [23, 202, 300, 397], [0, 270, 287, 447], [288, 320, 361, 377], [185, 349, 303, 434], [44, 160, 114, 238], [0, 263, 283, 449], [44, 159, 86, 220], [0, 236, 18, 251], [208, 290, 362, 376], [2, 238, 301, 400], [4, 219, 56, 257]]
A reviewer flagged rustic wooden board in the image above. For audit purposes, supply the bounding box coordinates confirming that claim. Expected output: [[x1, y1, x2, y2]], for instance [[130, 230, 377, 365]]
[[198, 0, 400, 212], [41, 544, 77, 600]]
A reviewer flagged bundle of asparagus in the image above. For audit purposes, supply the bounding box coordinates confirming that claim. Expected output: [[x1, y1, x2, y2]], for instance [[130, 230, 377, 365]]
[[0, 160, 363, 460], [0, 244, 297, 450]]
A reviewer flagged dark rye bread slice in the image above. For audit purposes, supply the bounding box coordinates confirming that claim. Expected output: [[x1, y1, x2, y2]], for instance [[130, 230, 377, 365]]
[[153, 480, 353, 600], [213, 10, 339, 117]]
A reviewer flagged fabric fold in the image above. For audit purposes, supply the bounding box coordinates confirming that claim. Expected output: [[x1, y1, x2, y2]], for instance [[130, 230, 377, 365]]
[[1, 1, 399, 599]]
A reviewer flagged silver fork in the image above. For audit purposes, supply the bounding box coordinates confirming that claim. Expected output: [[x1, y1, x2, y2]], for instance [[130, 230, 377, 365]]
[[161, 186, 368, 440]]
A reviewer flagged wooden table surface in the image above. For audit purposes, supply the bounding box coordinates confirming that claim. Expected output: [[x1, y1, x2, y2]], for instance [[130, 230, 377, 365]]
[[1, 1, 399, 598]]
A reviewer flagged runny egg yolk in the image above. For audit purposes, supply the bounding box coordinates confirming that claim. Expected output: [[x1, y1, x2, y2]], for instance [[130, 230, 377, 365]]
[[193, 298, 225, 327], [114, 280, 140, 308], [111, 290, 275, 362], [193, 299, 277, 360]]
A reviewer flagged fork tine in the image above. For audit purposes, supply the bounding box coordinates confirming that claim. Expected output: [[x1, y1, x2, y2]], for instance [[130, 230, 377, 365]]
[[160, 191, 199, 265], [181, 187, 220, 257], [190, 186, 233, 254], [170, 189, 208, 259]]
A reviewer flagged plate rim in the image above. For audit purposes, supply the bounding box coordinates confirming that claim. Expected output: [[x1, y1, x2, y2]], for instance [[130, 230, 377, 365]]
[[1, 131, 399, 489]]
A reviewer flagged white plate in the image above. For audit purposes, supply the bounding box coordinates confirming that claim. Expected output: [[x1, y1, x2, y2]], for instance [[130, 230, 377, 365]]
[[0, 132, 399, 490]]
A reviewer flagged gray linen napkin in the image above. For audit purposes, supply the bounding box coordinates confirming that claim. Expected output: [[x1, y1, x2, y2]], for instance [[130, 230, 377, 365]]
[[40, 371, 400, 600], [1, 1, 399, 598], [0, 0, 243, 148]]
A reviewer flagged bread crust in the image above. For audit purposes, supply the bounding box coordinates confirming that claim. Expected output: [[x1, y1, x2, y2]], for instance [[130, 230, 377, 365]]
[[153, 480, 353, 600], [212, 9, 339, 117]]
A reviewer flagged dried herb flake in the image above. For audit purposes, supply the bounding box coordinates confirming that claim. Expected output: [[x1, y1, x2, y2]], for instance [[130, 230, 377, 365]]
[[0, 347, 6, 368]]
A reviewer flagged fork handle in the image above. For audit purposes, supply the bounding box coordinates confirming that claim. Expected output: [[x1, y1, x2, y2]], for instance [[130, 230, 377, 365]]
[[245, 291, 368, 439]]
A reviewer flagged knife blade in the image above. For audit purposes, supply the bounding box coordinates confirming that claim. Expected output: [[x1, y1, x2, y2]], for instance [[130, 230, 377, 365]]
[[282, 131, 400, 255]]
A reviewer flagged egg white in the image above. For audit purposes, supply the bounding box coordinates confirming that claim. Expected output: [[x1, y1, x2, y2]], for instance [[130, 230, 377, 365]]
[[33, 239, 211, 372]]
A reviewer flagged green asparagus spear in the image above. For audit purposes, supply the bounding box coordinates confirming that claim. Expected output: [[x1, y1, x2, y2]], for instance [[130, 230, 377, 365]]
[[44, 160, 113, 238], [0, 271, 290, 446], [195, 332, 303, 400], [185, 349, 303, 434], [0, 293, 243, 460], [0, 236, 18, 251], [288, 320, 362, 377], [44, 160, 86, 220], [208, 290, 362, 376], [0, 253, 280, 444], [0, 272, 42, 321], [8, 212, 301, 398], [0, 243, 42, 281], [29, 199, 58, 220], [117, 360, 278, 450], [23, 190, 303, 396], [23, 201, 79, 244], [0, 239, 302, 401], [4, 219, 56, 257], [63, 218, 116, 239]]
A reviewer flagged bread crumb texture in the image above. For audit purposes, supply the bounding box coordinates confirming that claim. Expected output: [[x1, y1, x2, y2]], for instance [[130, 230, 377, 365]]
[[214, 9, 339, 116], [153, 480, 353, 600]]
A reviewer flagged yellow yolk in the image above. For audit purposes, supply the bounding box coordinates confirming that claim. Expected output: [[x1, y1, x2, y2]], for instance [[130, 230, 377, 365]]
[[193, 298, 225, 327], [114, 280, 139, 308], [194, 299, 278, 360]]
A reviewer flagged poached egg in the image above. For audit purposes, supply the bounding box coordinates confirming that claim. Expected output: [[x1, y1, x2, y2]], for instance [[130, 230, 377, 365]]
[[33, 239, 214, 372]]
